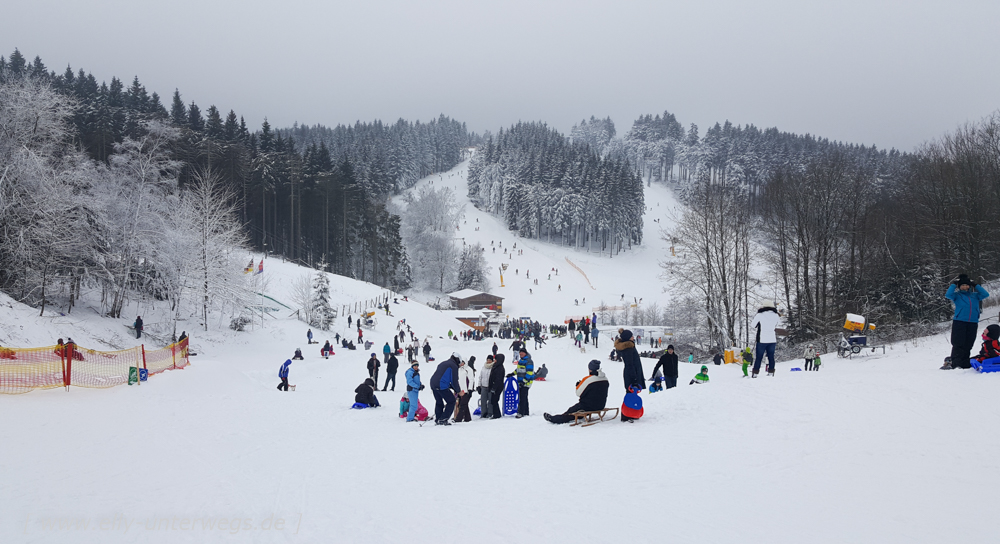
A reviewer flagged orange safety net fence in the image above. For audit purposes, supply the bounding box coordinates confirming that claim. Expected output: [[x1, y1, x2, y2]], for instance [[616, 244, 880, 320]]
[[0, 338, 190, 394]]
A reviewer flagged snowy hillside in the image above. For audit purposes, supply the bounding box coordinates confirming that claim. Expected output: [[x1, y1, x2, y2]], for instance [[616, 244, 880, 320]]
[[395, 159, 684, 324], [2, 167, 999, 544]]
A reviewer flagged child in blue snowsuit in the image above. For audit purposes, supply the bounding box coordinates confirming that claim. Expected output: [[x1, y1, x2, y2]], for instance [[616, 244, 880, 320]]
[[405, 361, 423, 421]]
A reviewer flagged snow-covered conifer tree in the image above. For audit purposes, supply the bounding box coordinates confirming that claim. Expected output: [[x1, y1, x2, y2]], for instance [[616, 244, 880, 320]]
[[309, 265, 335, 330]]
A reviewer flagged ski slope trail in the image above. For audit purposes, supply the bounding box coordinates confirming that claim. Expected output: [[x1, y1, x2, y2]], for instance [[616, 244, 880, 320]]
[[398, 160, 685, 323]]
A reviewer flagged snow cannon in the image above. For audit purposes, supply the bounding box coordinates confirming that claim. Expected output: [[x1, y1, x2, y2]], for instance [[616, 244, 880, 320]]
[[844, 313, 875, 333]]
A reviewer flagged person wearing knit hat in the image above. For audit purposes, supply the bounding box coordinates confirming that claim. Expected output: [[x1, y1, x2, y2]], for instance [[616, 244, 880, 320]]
[[651, 344, 679, 389], [614, 329, 644, 421], [544, 360, 609, 424], [366, 353, 381, 387], [943, 274, 990, 369], [514, 348, 534, 418]]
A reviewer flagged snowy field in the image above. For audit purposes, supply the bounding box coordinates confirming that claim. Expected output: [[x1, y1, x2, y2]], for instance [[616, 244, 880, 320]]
[[2, 162, 999, 543]]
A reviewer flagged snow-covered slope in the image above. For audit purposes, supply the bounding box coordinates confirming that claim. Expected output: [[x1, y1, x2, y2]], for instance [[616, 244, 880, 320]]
[[396, 160, 685, 324], [2, 167, 998, 544]]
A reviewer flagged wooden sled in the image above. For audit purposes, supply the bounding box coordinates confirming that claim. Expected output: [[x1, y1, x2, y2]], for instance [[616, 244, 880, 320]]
[[570, 407, 619, 427]]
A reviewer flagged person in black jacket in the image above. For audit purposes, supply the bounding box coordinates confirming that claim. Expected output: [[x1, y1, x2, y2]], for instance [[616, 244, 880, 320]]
[[544, 360, 610, 424], [134, 316, 143, 339], [651, 345, 679, 389], [354, 378, 380, 407], [616, 329, 644, 391], [382, 353, 399, 391], [366, 353, 380, 386], [487, 353, 506, 419], [615, 329, 644, 422]]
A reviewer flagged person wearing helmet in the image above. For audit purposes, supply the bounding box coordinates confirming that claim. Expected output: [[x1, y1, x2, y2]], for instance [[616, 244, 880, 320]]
[[429, 352, 463, 425], [367, 353, 381, 386], [690, 365, 709, 385]]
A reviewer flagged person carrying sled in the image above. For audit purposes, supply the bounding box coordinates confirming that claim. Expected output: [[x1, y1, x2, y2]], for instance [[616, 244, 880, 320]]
[[943, 274, 990, 369], [544, 360, 609, 424], [354, 378, 380, 407], [405, 361, 424, 422], [690, 365, 710, 385], [277, 359, 292, 391]]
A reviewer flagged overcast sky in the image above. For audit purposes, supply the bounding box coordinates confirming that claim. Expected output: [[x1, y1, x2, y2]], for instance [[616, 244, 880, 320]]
[[4, 0, 999, 151]]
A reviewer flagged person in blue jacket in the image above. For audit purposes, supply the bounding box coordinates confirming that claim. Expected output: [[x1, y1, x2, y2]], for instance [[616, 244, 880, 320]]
[[943, 274, 990, 369], [405, 360, 424, 421], [277, 359, 292, 391], [430, 352, 463, 425]]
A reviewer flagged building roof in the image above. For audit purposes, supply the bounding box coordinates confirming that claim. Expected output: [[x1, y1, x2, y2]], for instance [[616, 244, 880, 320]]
[[447, 289, 501, 300]]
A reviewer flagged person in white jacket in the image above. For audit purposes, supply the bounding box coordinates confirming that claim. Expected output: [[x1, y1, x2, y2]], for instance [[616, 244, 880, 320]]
[[454, 358, 476, 422], [750, 301, 781, 377], [803, 344, 815, 371], [478, 355, 495, 418]]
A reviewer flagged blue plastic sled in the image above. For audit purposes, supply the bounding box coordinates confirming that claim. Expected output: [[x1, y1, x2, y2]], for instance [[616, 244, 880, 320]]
[[791, 368, 802, 371], [473, 407, 481, 416], [351, 403, 369, 409], [971, 356, 1000, 373], [502, 376, 519, 416]]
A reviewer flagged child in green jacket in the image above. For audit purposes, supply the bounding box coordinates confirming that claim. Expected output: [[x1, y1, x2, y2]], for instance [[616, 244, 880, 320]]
[[741, 347, 753, 377], [813, 353, 822, 371], [690, 365, 710, 385]]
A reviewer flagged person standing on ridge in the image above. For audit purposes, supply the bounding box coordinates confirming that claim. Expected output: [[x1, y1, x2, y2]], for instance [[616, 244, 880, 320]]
[[134, 316, 143, 339]]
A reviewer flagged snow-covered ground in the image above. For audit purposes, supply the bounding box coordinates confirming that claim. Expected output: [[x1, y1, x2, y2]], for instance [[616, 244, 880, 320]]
[[2, 164, 998, 544]]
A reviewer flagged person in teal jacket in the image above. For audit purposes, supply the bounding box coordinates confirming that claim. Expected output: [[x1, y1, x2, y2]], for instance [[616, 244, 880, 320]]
[[404, 361, 423, 421], [943, 274, 990, 369]]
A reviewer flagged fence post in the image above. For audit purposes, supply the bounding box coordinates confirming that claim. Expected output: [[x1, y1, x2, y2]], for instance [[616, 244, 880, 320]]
[[62, 347, 69, 391], [171, 340, 176, 370], [141, 344, 147, 385]]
